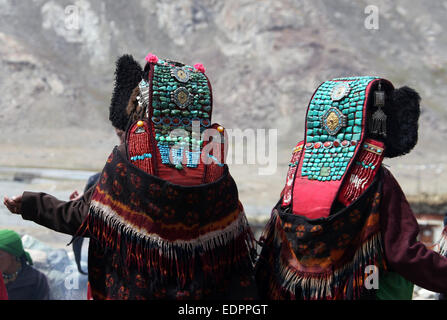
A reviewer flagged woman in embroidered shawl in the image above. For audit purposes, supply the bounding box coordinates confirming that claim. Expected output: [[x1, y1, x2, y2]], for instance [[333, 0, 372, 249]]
[[3, 54, 258, 300], [255, 77, 447, 300]]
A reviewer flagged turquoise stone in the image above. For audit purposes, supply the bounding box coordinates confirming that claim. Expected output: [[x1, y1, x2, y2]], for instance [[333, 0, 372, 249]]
[[301, 77, 377, 182]]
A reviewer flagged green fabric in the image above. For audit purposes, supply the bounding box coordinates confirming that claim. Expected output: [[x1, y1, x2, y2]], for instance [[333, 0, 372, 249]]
[[376, 271, 414, 300], [0, 229, 33, 265]]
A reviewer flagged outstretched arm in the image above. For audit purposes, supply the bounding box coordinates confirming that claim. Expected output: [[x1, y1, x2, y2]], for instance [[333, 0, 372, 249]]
[[3, 185, 95, 236], [380, 168, 447, 293]]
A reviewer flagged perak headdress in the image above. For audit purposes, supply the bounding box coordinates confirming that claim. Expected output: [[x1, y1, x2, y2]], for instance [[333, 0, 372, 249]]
[[281, 76, 420, 218], [110, 53, 225, 184]]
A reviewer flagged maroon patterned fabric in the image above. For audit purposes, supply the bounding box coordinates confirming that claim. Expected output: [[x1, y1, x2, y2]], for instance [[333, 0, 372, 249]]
[[77, 147, 258, 300]]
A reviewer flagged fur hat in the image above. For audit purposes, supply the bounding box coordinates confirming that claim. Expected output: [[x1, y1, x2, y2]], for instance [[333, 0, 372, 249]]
[[383, 86, 421, 158], [109, 55, 143, 131]]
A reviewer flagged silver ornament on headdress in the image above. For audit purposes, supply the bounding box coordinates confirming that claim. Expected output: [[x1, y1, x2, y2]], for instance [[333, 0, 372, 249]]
[[370, 82, 387, 137], [138, 79, 150, 120]]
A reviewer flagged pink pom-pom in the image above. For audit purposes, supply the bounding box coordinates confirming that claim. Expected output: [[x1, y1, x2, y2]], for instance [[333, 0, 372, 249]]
[[145, 53, 159, 63], [194, 63, 206, 73]]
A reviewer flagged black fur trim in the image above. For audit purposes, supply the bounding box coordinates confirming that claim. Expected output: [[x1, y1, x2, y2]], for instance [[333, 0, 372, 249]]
[[384, 86, 421, 158], [109, 55, 143, 131]]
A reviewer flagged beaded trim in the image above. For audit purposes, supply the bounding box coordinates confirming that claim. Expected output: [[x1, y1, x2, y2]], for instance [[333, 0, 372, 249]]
[[355, 161, 376, 170], [363, 141, 384, 155], [130, 153, 152, 161], [207, 154, 225, 167]]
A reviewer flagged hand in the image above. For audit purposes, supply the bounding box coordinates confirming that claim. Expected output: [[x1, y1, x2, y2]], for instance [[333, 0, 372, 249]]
[[69, 190, 82, 201], [3, 195, 22, 214]]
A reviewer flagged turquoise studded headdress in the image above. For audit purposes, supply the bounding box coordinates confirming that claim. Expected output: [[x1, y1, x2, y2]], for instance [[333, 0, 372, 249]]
[[146, 58, 212, 169], [301, 77, 389, 181], [124, 54, 225, 184], [287, 76, 395, 218]]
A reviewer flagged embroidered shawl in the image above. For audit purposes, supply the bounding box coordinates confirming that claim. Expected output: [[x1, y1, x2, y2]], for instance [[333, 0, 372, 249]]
[[255, 169, 386, 300], [78, 147, 257, 300]]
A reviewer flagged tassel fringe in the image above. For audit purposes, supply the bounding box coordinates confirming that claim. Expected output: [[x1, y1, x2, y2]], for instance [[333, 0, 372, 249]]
[[82, 200, 255, 287], [259, 210, 383, 300]]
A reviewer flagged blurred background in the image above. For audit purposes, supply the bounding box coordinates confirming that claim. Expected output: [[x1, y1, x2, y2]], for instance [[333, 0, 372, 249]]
[[0, 0, 446, 299]]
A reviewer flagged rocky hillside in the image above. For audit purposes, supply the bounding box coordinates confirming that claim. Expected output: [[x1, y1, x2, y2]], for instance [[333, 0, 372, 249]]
[[1, 0, 446, 199]]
